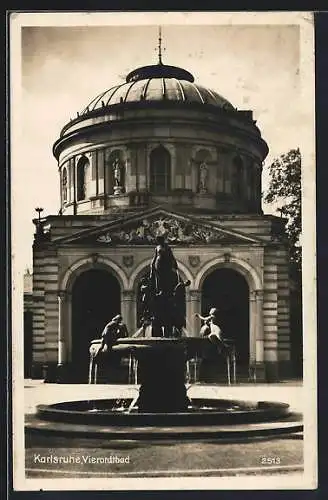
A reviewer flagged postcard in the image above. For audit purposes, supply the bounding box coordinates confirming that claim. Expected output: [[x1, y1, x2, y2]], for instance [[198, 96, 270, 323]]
[[10, 10, 317, 491]]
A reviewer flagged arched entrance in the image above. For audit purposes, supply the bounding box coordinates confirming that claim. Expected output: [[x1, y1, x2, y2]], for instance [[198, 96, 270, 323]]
[[71, 269, 121, 381], [201, 268, 250, 364]]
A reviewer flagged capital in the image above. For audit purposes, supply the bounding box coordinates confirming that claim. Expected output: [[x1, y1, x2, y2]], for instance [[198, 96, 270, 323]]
[[188, 289, 201, 301], [122, 290, 135, 301], [57, 290, 67, 302], [250, 289, 263, 301]]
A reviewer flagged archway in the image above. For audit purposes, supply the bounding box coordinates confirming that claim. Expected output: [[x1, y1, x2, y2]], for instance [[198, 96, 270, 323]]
[[201, 268, 250, 364], [71, 269, 121, 380]]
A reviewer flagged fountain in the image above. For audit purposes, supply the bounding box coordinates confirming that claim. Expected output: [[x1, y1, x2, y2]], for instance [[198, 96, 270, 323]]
[[26, 238, 303, 441]]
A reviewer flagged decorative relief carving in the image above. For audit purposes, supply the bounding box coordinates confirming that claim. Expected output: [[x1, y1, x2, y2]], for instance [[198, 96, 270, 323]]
[[224, 252, 231, 263], [96, 217, 239, 245], [122, 255, 134, 268], [90, 253, 99, 264], [188, 255, 201, 268]]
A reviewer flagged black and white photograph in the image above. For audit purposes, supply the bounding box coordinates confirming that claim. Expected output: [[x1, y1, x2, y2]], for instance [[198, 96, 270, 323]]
[[10, 11, 316, 490]]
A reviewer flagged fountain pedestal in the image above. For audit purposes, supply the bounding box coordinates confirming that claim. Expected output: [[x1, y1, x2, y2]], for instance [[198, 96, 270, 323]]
[[134, 340, 190, 412]]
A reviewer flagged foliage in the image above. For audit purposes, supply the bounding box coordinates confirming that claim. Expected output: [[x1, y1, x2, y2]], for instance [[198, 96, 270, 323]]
[[264, 148, 301, 278]]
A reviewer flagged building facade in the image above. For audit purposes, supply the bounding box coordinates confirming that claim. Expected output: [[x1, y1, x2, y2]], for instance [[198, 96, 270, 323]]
[[30, 60, 291, 383]]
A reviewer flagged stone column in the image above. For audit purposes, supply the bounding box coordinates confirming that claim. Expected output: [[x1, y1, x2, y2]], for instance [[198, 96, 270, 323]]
[[72, 157, 77, 215], [122, 156, 131, 193], [256, 163, 263, 213], [190, 159, 198, 193], [57, 290, 67, 381], [186, 290, 201, 337], [170, 144, 177, 190], [121, 290, 136, 335], [124, 149, 134, 193], [138, 143, 147, 191]]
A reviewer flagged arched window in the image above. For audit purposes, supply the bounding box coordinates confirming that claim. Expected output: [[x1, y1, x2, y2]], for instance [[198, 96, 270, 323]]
[[232, 156, 243, 198], [76, 156, 89, 201], [150, 146, 171, 193], [62, 167, 68, 203]]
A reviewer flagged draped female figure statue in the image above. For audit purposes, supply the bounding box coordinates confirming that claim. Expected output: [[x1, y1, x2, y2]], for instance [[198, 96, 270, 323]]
[[150, 235, 179, 297], [148, 235, 181, 337], [199, 161, 209, 193]]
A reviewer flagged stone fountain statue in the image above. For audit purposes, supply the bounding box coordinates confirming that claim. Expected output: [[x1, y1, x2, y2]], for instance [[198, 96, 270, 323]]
[[142, 235, 190, 337], [89, 238, 194, 411]]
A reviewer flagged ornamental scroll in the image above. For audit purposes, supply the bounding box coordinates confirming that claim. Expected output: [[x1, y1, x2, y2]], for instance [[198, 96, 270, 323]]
[[96, 217, 235, 245]]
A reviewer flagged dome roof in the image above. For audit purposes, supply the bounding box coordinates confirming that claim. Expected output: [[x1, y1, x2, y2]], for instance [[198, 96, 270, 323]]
[[81, 63, 235, 115]]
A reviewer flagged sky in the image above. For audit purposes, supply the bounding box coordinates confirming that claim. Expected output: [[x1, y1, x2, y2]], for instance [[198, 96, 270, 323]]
[[12, 13, 306, 271]]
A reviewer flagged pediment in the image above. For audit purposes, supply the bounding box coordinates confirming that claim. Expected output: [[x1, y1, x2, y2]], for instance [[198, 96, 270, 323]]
[[55, 207, 262, 246]]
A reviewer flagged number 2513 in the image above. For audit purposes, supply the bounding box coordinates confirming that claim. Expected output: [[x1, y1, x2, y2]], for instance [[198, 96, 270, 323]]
[[261, 456, 281, 465]]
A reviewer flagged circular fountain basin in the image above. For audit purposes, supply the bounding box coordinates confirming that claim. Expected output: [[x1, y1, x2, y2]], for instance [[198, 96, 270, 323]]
[[26, 396, 302, 441], [35, 398, 290, 426]]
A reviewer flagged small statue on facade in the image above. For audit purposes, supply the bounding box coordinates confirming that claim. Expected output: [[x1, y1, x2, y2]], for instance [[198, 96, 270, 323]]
[[113, 158, 124, 194], [198, 161, 208, 193]]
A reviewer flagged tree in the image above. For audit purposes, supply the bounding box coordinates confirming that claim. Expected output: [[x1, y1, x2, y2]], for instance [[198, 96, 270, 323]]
[[264, 148, 302, 376], [264, 148, 301, 277]]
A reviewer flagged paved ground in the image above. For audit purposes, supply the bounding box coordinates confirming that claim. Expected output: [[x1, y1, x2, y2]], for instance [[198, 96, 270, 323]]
[[23, 380, 304, 479]]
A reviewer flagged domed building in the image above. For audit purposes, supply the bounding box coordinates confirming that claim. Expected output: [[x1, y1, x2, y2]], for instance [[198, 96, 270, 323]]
[[31, 54, 291, 383]]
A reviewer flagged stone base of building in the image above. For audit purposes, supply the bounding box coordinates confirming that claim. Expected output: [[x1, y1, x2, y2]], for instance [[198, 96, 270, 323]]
[[263, 362, 279, 382], [263, 361, 295, 382], [277, 360, 298, 380], [253, 362, 266, 382], [31, 363, 46, 380]]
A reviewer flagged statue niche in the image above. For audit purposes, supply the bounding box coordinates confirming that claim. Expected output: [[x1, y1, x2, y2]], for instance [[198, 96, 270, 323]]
[[106, 150, 125, 195], [112, 157, 125, 195], [194, 149, 212, 194], [198, 161, 209, 193]]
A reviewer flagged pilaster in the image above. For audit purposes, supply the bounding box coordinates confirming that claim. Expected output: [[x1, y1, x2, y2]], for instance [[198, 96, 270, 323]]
[[57, 290, 68, 381], [121, 290, 136, 335], [186, 290, 201, 337]]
